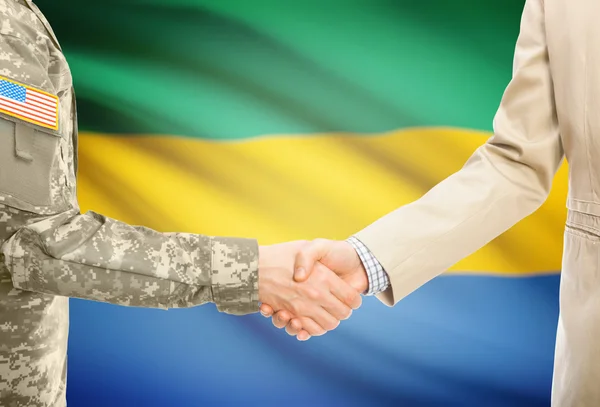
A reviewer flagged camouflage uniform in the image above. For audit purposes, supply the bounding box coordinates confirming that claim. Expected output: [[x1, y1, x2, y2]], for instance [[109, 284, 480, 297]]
[[0, 1, 259, 405]]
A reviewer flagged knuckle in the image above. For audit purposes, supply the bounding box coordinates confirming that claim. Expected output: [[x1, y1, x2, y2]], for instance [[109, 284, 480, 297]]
[[313, 270, 328, 285], [306, 287, 320, 301], [345, 292, 358, 306]]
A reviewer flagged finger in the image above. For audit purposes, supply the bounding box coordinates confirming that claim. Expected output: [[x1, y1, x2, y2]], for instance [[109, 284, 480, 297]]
[[260, 304, 274, 317], [328, 274, 362, 310], [297, 330, 312, 341], [317, 290, 353, 321], [296, 317, 327, 337], [285, 319, 312, 341], [285, 318, 303, 336], [303, 305, 340, 332], [272, 310, 293, 329], [294, 239, 330, 282]]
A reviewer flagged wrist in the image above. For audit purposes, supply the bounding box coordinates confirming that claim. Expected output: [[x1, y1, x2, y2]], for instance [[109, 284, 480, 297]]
[[356, 262, 369, 294], [341, 240, 369, 293]]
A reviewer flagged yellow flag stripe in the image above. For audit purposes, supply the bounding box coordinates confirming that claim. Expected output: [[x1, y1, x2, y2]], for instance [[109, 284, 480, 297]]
[[77, 128, 567, 276]]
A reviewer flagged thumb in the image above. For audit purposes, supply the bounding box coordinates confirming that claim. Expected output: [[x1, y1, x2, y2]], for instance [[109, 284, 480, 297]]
[[294, 239, 330, 282]]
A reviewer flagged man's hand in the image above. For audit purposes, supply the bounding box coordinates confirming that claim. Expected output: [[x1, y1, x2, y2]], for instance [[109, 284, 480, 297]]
[[260, 239, 368, 340], [258, 241, 362, 337]]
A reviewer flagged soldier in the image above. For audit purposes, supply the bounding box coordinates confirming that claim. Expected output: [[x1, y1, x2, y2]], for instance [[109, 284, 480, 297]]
[[0, 1, 364, 405]]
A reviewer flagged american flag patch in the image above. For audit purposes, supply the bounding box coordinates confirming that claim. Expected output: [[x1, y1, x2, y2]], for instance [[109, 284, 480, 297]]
[[0, 76, 59, 130]]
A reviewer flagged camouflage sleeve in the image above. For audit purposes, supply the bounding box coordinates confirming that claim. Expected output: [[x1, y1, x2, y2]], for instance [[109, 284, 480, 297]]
[[0, 209, 259, 315]]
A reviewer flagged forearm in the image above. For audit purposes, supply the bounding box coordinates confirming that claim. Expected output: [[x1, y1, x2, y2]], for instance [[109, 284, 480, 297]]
[[1, 209, 259, 314]]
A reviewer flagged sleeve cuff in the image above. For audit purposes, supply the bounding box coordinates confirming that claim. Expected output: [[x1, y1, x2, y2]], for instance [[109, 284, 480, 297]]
[[346, 236, 390, 296], [210, 237, 259, 315]]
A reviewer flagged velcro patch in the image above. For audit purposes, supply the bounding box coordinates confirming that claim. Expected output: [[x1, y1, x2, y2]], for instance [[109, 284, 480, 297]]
[[0, 75, 59, 130]]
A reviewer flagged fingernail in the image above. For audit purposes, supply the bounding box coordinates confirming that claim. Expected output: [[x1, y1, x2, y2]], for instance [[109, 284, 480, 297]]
[[295, 267, 306, 279]]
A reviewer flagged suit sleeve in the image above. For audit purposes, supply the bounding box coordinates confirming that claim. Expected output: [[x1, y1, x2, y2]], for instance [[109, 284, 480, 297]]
[[355, 0, 564, 306]]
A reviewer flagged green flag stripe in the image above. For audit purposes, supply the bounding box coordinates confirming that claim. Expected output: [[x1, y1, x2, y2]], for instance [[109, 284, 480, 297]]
[[37, 0, 525, 139]]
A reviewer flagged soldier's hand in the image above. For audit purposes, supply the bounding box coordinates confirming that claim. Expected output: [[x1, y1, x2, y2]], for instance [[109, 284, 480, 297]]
[[258, 241, 362, 339]]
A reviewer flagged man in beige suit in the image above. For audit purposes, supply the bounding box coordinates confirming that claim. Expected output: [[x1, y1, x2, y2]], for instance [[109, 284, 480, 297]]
[[260, 0, 595, 404]]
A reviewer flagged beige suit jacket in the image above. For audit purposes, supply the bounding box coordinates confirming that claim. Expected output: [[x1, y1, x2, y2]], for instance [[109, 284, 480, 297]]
[[355, 0, 599, 405]]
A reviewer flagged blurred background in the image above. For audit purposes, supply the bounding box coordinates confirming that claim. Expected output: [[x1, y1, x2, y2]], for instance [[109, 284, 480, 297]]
[[35, 0, 566, 406]]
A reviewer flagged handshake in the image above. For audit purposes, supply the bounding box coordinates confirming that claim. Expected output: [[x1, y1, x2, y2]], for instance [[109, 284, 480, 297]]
[[257, 239, 370, 341]]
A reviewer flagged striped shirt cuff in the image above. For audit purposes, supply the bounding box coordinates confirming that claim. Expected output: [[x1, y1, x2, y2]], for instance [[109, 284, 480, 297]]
[[346, 236, 390, 296]]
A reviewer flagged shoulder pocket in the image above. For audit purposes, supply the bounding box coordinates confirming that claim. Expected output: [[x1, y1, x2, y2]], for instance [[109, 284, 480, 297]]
[[0, 115, 66, 213]]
